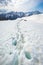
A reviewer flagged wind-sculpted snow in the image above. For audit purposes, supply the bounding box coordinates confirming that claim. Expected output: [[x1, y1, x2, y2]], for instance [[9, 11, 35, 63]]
[[0, 14, 43, 65]]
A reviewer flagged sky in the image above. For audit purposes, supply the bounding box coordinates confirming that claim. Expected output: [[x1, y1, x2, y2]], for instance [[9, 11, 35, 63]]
[[0, 0, 43, 12], [35, 2, 43, 12]]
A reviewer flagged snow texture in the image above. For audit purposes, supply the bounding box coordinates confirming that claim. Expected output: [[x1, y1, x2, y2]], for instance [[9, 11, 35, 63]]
[[0, 14, 43, 65]]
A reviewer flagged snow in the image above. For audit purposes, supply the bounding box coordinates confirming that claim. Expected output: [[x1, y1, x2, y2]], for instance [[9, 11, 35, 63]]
[[0, 14, 43, 65]]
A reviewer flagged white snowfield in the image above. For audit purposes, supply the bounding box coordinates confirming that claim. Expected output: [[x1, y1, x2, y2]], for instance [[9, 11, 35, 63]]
[[0, 14, 43, 65]]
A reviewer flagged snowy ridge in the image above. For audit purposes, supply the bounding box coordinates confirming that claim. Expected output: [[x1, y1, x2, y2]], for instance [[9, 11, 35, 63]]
[[0, 14, 43, 65], [0, 11, 41, 20]]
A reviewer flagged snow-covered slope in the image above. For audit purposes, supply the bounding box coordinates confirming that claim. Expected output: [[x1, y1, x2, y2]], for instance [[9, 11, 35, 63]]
[[0, 14, 43, 65]]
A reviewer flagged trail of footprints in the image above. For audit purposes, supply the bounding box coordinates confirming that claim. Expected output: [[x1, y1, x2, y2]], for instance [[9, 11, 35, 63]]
[[0, 19, 43, 65]]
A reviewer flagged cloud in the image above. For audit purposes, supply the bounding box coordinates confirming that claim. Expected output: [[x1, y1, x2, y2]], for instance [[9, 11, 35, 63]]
[[0, 0, 11, 6], [13, 0, 43, 12], [0, 0, 43, 12]]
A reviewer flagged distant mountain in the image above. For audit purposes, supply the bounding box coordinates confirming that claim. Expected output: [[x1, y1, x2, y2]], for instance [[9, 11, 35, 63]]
[[0, 11, 25, 20], [25, 11, 41, 16], [0, 11, 42, 20]]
